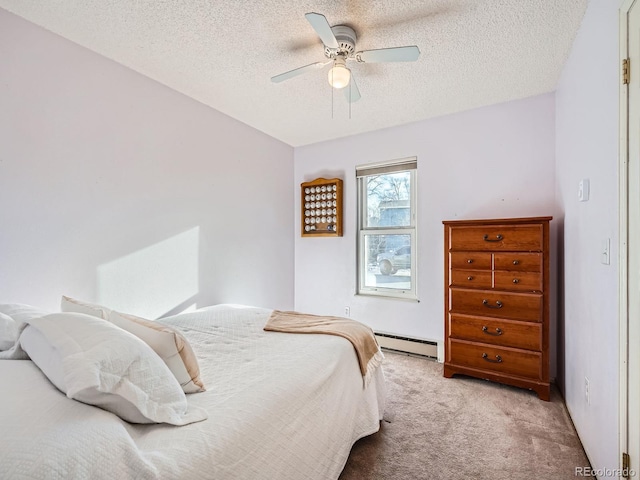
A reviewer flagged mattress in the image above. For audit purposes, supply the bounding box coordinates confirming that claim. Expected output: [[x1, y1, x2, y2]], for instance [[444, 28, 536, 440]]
[[0, 304, 386, 479]]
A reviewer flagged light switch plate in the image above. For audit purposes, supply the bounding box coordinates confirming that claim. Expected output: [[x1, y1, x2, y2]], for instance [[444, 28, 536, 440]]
[[578, 178, 590, 202], [601, 238, 610, 265]]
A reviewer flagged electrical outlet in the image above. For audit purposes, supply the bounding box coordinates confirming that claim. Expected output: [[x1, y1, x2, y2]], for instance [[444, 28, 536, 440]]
[[585, 377, 590, 405], [344, 306, 350, 317]]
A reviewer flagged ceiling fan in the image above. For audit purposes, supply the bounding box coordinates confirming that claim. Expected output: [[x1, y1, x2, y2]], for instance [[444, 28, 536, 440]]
[[271, 12, 421, 102]]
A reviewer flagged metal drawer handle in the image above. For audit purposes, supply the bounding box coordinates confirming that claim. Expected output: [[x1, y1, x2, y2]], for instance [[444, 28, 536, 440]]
[[482, 299, 503, 309], [512, 278, 519, 284], [467, 259, 474, 264], [512, 260, 520, 265], [482, 353, 503, 363], [467, 276, 474, 281], [483, 234, 503, 242], [482, 326, 503, 336]]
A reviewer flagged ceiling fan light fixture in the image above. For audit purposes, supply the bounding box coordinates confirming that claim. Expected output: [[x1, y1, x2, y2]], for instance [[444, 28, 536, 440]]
[[270, 12, 421, 102], [328, 58, 350, 89]]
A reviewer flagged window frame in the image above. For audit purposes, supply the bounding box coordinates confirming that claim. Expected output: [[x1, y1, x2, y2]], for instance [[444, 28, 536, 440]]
[[356, 158, 418, 300]]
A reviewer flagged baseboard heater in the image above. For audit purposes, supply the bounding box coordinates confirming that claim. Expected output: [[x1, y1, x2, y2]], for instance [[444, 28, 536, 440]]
[[375, 332, 438, 358]]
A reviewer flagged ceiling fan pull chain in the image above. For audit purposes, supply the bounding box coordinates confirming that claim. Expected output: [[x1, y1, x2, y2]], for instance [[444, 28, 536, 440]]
[[331, 73, 334, 119]]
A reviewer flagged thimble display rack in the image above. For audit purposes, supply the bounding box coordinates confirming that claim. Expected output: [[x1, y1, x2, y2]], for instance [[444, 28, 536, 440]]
[[301, 177, 343, 237]]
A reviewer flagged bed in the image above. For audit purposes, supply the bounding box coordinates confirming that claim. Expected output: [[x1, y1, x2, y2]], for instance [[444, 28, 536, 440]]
[[0, 303, 386, 480]]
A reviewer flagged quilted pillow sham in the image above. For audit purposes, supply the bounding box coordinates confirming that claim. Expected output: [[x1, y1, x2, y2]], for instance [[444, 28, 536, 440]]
[[0, 303, 50, 324], [0, 304, 51, 358], [20, 312, 207, 426], [108, 311, 205, 393], [60, 296, 204, 393], [61, 295, 110, 319], [0, 312, 18, 351]]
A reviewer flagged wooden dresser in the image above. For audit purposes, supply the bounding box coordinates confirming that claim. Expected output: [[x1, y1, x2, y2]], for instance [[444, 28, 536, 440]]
[[442, 216, 552, 401]]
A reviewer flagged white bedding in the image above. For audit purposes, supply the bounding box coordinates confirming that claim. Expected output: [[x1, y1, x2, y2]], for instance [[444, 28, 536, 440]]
[[0, 304, 386, 479]]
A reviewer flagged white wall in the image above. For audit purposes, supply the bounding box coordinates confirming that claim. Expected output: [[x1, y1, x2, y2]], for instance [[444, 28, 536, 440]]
[[294, 94, 557, 349], [555, 0, 621, 472], [0, 9, 295, 317]]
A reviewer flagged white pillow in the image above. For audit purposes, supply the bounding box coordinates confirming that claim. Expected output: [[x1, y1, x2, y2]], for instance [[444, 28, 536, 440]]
[[0, 303, 49, 324], [61, 295, 110, 319], [20, 325, 66, 390], [0, 313, 18, 351], [60, 297, 205, 393], [108, 311, 205, 394], [0, 304, 50, 357], [21, 312, 208, 426]]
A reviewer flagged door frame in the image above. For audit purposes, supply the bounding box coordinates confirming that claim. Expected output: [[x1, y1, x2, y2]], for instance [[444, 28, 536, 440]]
[[620, 0, 639, 473]]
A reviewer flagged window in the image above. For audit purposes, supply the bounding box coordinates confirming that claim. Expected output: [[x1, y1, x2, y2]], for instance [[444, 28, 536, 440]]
[[356, 157, 417, 299]]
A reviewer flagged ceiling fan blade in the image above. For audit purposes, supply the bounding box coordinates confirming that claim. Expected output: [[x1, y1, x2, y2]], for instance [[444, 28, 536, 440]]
[[344, 75, 361, 103], [305, 12, 339, 49], [355, 46, 420, 63], [271, 61, 329, 83]]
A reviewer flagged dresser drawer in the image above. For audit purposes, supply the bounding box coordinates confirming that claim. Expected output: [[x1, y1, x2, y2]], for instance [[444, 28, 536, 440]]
[[449, 225, 543, 252], [449, 288, 542, 322], [450, 252, 491, 270], [450, 270, 492, 289], [448, 339, 542, 379], [448, 314, 542, 350], [494, 253, 542, 272], [493, 271, 542, 292]]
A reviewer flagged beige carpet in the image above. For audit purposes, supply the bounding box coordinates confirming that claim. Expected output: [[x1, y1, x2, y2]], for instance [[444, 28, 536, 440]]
[[340, 351, 590, 480]]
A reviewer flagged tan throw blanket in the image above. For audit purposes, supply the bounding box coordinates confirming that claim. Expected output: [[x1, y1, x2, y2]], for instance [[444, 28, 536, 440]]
[[264, 310, 384, 386]]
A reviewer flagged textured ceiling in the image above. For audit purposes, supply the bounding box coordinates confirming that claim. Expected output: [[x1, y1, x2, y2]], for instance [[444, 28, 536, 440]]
[[0, 0, 587, 147]]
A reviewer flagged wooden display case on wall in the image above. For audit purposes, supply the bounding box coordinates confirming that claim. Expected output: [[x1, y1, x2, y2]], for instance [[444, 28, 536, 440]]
[[301, 178, 343, 237]]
